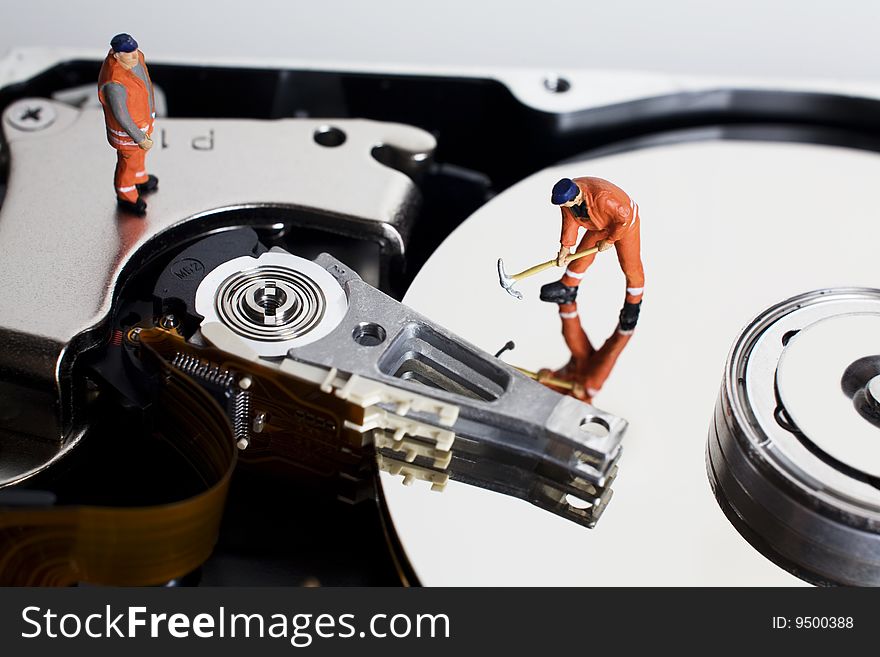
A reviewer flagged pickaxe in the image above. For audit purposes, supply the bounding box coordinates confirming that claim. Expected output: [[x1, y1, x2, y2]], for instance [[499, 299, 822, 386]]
[[497, 246, 601, 299]]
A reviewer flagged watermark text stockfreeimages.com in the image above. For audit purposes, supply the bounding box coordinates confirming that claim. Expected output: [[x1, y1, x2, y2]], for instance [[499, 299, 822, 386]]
[[22, 605, 450, 647]]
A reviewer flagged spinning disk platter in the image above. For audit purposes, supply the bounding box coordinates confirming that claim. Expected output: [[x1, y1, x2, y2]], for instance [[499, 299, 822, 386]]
[[382, 136, 880, 586]]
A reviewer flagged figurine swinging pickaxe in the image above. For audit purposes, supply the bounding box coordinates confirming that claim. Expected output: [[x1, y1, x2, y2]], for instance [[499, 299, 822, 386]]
[[497, 246, 601, 299]]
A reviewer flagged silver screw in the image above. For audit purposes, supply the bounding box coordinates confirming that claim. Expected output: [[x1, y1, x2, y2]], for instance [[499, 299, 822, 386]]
[[5, 99, 56, 131], [160, 314, 180, 330], [543, 75, 571, 94]]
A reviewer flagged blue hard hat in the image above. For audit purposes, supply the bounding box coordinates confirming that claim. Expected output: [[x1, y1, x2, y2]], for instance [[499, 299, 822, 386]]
[[110, 34, 138, 53], [551, 178, 579, 205]]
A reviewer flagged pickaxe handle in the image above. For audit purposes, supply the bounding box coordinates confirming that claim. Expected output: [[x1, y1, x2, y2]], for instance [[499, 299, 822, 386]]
[[511, 245, 600, 282], [513, 366, 575, 391]]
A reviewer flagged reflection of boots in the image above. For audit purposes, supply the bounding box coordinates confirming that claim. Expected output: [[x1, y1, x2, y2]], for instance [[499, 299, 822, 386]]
[[540, 281, 578, 304]]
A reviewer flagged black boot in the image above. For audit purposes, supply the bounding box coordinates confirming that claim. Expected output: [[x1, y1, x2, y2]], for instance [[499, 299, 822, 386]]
[[539, 281, 578, 304], [618, 301, 642, 332], [136, 175, 159, 194], [117, 196, 147, 215]]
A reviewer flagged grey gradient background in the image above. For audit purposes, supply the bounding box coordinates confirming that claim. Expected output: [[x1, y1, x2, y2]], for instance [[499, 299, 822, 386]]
[[0, 0, 877, 80]]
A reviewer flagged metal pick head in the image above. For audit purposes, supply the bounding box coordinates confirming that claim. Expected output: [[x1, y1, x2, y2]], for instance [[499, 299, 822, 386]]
[[497, 258, 522, 300]]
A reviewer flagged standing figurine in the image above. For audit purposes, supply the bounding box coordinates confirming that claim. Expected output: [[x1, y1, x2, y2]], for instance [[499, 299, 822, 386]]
[[97, 34, 158, 215], [540, 177, 644, 327], [535, 177, 645, 401]]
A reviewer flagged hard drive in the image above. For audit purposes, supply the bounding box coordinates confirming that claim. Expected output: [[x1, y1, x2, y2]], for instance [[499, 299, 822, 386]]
[[2, 49, 880, 586]]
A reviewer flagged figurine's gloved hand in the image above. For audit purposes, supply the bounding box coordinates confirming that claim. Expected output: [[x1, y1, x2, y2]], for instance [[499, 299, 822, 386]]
[[138, 136, 154, 151], [556, 245, 571, 267], [597, 239, 614, 252]]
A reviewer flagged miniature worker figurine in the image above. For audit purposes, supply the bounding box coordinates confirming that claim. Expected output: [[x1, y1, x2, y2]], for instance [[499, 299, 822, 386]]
[[534, 176, 644, 402], [98, 33, 158, 215], [540, 177, 644, 333]]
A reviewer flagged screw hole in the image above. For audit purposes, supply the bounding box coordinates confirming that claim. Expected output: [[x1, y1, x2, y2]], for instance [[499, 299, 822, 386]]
[[314, 125, 346, 147], [565, 493, 591, 509], [543, 75, 571, 94], [352, 322, 387, 347], [579, 416, 610, 438], [254, 286, 287, 313]]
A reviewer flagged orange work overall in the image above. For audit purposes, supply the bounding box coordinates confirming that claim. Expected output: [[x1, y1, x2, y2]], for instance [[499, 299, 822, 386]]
[[97, 50, 154, 203], [558, 177, 645, 306]]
